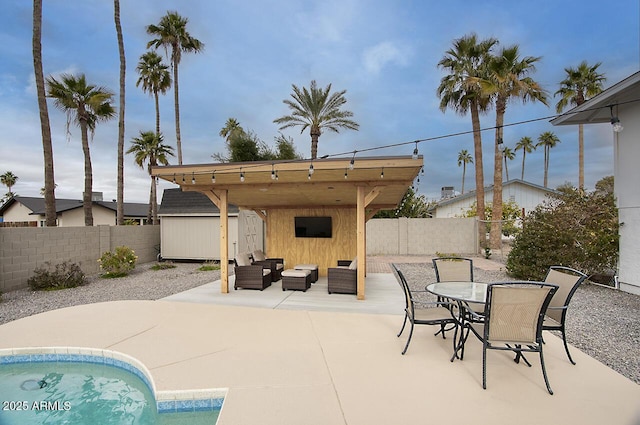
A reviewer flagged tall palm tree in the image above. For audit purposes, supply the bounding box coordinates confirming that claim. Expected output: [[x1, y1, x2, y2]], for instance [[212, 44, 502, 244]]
[[46, 74, 116, 226], [219, 118, 244, 142], [127, 131, 174, 224], [274, 80, 359, 159], [147, 11, 204, 165], [114, 0, 126, 225], [438, 33, 497, 248], [555, 61, 605, 189], [1, 171, 18, 199], [537, 131, 561, 188], [457, 149, 473, 194], [502, 147, 515, 181], [514, 136, 535, 180], [136, 51, 171, 136], [32, 0, 56, 226], [481, 44, 548, 248]]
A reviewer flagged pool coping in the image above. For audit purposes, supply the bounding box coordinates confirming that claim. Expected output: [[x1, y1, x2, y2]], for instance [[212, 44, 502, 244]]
[[0, 346, 227, 414]]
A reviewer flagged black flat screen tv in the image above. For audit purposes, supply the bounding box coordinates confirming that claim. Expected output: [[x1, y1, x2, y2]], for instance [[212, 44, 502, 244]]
[[294, 217, 332, 238]]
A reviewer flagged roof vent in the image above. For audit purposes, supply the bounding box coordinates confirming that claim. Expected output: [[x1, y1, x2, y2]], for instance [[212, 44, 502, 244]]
[[441, 186, 455, 199]]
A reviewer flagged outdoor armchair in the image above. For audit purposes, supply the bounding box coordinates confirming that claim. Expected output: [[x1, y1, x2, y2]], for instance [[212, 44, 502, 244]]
[[392, 264, 456, 355], [433, 257, 483, 319], [252, 249, 284, 282], [467, 282, 559, 394], [327, 258, 357, 294], [542, 266, 589, 364], [234, 254, 272, 290]]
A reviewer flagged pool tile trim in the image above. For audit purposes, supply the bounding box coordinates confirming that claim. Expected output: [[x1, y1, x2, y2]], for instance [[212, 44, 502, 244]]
[[0, 347, 227, 414]]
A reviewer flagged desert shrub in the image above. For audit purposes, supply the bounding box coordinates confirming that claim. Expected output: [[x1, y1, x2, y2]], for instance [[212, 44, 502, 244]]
[[506, 180, 619, 281], [150, 262, 176, 271], [198, 261, 220, 271], [459, 200, 522, 237], [98, 246, 138, 278], [28, 261, 86, 291]]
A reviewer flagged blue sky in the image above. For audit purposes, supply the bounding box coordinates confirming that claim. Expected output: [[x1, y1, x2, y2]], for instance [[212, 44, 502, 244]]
[[1, 0, 639, 204]]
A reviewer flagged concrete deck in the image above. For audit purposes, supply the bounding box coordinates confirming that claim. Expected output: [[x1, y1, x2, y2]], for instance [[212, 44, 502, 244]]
[[0, 267, 639, 424]]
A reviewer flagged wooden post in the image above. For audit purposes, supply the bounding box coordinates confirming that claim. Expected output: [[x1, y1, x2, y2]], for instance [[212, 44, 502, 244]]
[[219, 190, 229, 293], [357, 186, 366, 300]]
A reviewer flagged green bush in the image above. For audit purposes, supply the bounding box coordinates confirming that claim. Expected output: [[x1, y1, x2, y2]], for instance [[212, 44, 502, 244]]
[[98, 246, 138, 278], [28, 261, 86, 290], [506, 180, 619, 281], [198, 261, 220, 271]]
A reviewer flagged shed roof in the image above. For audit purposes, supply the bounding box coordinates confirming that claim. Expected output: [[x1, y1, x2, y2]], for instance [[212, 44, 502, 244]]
[[159, 188, 240, 215], [0, 196, 148, 217]]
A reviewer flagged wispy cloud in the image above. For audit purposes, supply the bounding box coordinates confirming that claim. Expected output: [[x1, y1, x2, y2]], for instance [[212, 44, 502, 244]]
[[362, 41, 410, 75]]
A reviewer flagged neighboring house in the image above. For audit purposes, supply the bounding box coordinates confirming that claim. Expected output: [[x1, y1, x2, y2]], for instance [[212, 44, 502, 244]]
[[430, 179, 558, 218], [551, 71, 640, 295], [0, 193, 148, 226], [158, 188, 264, 261]]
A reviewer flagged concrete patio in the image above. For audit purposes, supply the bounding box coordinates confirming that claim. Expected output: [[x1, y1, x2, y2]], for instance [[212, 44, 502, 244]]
[[0, 268, 638, 425]]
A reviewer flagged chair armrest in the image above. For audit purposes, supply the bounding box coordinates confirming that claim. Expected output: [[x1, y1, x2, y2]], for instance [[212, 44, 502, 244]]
[[337, 260, 352, 267], [266, 257, 284, 264]]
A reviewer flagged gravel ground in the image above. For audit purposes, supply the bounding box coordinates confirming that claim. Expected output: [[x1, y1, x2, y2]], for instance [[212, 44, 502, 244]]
[[0, 260, 638, 385]]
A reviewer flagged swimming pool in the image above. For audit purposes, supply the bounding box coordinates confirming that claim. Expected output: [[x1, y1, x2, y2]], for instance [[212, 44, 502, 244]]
[[0, 348, 225, 425]]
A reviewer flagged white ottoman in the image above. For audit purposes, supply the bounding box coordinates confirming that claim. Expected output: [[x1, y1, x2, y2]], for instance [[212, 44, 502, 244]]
[[282, 269, 312, 291], [294, 264, 319, 282]]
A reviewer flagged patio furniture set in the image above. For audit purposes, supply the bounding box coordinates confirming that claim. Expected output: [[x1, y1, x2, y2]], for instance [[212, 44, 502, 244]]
[[234, 250, 358, 294], [393, 258, 588, 395]]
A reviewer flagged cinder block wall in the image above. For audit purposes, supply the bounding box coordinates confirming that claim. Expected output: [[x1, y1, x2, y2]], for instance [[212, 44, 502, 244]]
[[366, 218, 477, 255], [0, 225, 160, 292]]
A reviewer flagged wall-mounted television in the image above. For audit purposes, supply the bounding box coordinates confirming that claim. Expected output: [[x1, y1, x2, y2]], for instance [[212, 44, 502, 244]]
[[294, 217, 332, 238]]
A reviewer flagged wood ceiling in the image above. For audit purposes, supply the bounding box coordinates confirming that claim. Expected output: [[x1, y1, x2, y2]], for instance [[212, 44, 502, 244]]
[[152, 156, 423, 210]]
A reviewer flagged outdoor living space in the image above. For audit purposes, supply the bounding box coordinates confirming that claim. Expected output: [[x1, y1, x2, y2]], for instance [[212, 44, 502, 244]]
[[1, 257, 638, 425]]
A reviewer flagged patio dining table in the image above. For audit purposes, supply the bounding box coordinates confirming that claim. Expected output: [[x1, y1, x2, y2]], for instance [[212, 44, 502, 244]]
[[426, 281, 488, 362]]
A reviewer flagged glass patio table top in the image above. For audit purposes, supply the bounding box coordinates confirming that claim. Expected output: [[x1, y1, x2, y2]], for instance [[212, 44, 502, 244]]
[[426, 281, 488, 304]]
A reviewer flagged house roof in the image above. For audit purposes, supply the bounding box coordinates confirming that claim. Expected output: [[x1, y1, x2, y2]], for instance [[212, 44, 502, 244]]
[[550, 71, 640, 126], [151, 156, 423, 210], [158, 188, 240, 215], [0, 196, 149, 218], [432, 179, 558, 208]]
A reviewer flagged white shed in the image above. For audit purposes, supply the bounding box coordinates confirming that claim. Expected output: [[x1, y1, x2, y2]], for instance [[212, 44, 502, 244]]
[[158, 188, 264, 261]]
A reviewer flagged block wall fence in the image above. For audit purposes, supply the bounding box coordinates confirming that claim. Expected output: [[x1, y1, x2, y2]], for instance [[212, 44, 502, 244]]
[[0, 218, 476, 292], [0, 225, 160, 292]]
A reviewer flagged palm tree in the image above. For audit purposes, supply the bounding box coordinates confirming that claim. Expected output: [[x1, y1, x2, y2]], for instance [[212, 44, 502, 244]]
[[136, 51, 171, 136], [481, 44, 548, 248], [219, 118, 244, 142], [537, 131, 561, 188], [502, 147, 515, 181], [514, 136, 536, 180], [127, 131, 174, 224], [457, 149, 473, 194], [46, 73, 116, 226], [1, 171, 18, 199], [147, 11, 204, 165], [555, 61, 606, 189], [438, 33, 497, 248], [114, 0, 126, 225], [32, 0, 56, 226], [274, 80, 359, 159]]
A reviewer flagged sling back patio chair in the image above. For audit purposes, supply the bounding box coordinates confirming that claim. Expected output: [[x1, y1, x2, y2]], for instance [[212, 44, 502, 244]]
[[467, 282, 558, 394], [391, 264, 456, 355], [542, 266, 589, 364], [433, 257, 483, 319]]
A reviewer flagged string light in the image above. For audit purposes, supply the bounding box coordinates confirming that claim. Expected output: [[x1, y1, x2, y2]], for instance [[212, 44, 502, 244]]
[[211, 171, 216, 184], [349, 152, 356, 170], [309, 162, 314, 175], [344, 168, 348, 179], [191, 172, 196, 184], [412, 141, 419, 160], [240, 168, 245, 182], [271, 164, 276, 180], [172, 174, 176, 184], [380, 168, 384, 179], [182, 174, 185, 184]]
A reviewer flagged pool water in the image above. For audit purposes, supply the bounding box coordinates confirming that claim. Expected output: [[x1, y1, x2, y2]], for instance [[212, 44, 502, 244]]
[[0, 362, 219, 425]]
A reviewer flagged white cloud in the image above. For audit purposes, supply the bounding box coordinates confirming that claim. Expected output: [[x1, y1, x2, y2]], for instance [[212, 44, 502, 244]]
[[362, 41, 410, 75]]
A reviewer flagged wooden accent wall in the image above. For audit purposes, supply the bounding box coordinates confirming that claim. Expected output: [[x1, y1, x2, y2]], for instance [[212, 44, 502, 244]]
[[266, 208, 356, 276]]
